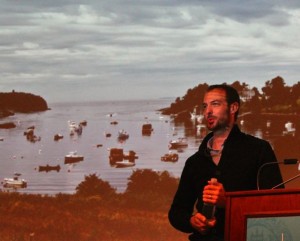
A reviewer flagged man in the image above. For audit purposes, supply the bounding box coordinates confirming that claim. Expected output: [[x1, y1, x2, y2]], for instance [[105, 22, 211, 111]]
[[168, 84, 283, 241]]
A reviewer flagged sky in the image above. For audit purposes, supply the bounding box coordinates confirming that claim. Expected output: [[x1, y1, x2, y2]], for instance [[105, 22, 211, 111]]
[[1, 0, 300, 103]]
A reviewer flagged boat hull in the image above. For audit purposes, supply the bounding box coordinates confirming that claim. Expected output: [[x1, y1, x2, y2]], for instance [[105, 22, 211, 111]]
[[3, 178, 27, 188]]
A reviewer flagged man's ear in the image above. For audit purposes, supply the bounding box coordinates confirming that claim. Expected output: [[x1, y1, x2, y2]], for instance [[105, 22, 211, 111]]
[[230, 102, 239, 114]]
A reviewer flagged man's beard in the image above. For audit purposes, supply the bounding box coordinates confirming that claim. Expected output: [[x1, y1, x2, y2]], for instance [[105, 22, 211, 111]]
[[208, 119, 229, 132], [207, 109, 230, 132]]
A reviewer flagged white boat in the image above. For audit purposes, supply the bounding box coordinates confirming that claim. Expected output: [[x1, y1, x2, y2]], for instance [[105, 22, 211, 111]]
[[169, 137, 188, 149], [283, 121, 296, 136], [118, 129, 129, 140], [115, 160, 135, 168], [64, 151, 84, 164], [2, 173, 27, 189], [68, 120, 82, 135], [190, 107, 204, 124], [196, 124, 207, 138]]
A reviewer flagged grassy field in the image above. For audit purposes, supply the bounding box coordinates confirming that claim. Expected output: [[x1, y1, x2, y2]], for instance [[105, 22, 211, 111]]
[[0, 192, 188, 241]]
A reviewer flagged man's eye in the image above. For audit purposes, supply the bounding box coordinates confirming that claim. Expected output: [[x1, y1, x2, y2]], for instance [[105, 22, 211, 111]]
[[212, 102, 220, 106]]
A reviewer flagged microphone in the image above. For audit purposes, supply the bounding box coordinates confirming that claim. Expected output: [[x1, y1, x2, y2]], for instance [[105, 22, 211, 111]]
[[257, 159, 298, 190]]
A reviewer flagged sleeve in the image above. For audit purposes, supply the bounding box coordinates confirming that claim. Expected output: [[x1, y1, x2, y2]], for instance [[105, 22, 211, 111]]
[[168, 157, 198, 233], [258, 140, 284, 190]]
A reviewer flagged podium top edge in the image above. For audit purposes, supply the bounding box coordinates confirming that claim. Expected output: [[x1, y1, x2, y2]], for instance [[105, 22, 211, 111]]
[[226, 188, 300, 197]]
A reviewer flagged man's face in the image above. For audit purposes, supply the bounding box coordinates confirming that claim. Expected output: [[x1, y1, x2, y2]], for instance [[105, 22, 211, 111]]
[[202, 88, 230, 132]]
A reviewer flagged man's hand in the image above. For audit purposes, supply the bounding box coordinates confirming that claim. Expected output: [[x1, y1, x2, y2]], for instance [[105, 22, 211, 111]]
[[203, 180, 226, 208], [190, 212, 216, 234]]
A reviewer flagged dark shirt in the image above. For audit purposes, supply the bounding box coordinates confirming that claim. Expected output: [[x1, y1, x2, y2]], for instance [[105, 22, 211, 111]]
[[168, 125, 283, 241]]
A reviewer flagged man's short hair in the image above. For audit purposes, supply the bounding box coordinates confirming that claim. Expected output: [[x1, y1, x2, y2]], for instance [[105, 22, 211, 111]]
[[206, 84, 240, 120]]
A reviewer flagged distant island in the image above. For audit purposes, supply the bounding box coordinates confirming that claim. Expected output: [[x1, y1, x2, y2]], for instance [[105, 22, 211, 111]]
[[0, 91, 49, 118]]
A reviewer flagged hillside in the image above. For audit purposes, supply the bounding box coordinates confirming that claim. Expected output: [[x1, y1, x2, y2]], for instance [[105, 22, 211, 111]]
[[0, 91, 49, 117], [160, 77, 300, 121]]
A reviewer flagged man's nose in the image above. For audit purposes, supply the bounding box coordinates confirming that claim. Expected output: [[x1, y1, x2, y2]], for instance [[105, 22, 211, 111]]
[[204, 105, 212, 115]]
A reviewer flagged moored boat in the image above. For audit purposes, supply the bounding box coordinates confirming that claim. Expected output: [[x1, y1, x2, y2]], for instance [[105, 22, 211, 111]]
[[68, 121, 83, 136], [169, 137, 188, 149], [118, 129, 129, 140], [54, 133, 64, 141], [64, 151, 84, 164], [109, 148, 138, 166], [38, 164, 61, 172], [142, 123, 153, 135], [190, 107, 204, 124], [109, 148, 124, 164], [2, 173, 27, 189], [123, 150, 138, 161], [115, 160, 136, 168], [283, 121, 296, 136], [161, 152, 179, 162]]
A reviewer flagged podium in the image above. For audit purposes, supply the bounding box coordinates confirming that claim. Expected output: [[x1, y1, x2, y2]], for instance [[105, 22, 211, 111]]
[[225, 188, 300, 241]]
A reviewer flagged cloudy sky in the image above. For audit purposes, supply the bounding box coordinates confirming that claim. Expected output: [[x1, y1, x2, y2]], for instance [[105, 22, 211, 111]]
[[1, 1, 300, 103]]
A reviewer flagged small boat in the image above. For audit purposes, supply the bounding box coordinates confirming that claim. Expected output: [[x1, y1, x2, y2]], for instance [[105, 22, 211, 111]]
[[161, 152, 179, 162], [109, 148, 138, 166], [169, 137, 188, 149], [23, 126, 34, 136], [196, 124, 207, 138], [68, 121, 83, 136], [107, 113, 117, 118], [23, 126, 41, 143], [123, 150, 138, 161], [190, 107, 204, 124], [64, 151, 84, 164], [115, 160, 135, 168], [283, 121, 296, 136], [0, 122, 16, 129], [104, 131, 112, 138], [54, 134, 64, 141], [2, 173, 27, 189], [79, 120, 87, 126], [142, 123, 153, 135], [38, 164, 61, 172], [118, 129, 129, 140], [109, 148, 124, 164]]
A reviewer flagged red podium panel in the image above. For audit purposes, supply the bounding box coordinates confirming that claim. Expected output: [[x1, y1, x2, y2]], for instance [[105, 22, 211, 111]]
[[225, 188, 300, 241]]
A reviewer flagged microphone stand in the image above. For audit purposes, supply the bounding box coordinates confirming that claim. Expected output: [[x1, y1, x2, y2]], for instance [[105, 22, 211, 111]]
[[272, 173, 300, 189]]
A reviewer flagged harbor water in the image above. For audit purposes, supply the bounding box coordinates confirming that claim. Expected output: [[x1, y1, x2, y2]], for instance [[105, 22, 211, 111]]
[[0, 98, 201, 194]]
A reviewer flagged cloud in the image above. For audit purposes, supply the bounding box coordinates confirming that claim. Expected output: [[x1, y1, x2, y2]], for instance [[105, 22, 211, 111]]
[[0, 1, 299, 102]]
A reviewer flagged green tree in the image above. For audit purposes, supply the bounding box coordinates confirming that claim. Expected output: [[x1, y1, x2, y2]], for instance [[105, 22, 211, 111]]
[[261, 76, 290, 109], [123, 169, 179, 210], [290, 81, 300, 112], [243, 87, 262, 114], [231, 80, 249, 93], [75, 173, 116, 197], [125, 169, 178, 196]]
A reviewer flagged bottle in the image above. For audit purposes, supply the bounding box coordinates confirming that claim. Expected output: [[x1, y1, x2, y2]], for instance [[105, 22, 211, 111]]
[[201, 178, 217, 220]]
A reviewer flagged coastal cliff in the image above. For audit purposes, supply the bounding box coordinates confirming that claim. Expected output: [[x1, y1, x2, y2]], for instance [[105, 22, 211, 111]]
[[0, 91, 49, 118]]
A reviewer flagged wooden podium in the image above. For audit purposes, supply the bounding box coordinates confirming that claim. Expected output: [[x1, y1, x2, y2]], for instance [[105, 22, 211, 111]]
[[225, 188, 300, 241]]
